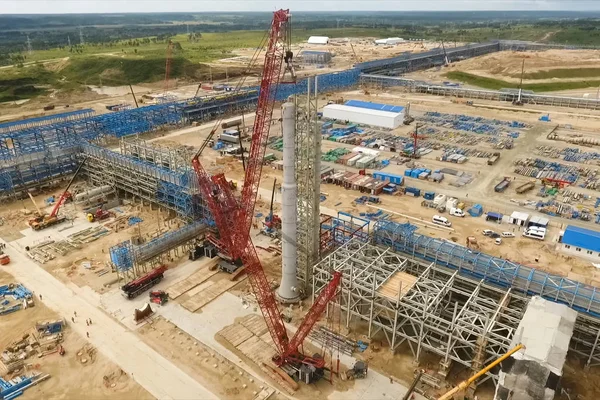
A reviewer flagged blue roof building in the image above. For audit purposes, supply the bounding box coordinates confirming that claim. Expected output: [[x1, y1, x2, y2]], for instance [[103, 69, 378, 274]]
[[344, 100, 405, 113], [561, 225, 600, 253]]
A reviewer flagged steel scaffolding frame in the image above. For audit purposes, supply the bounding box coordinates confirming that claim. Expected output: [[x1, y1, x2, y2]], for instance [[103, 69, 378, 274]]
[[312, 237, 600, 386], [373, 220, 600, 318], [0, 109, 94, 134], [295, 77, 321, 288], [312, 239, 526, 385], [110, 221, 206, 279], [80, 143, 209, 222], [120, 138, 193, 172]]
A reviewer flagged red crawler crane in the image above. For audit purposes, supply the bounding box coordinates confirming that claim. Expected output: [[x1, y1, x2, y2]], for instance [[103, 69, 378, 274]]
[[191, 9, 342, 375]]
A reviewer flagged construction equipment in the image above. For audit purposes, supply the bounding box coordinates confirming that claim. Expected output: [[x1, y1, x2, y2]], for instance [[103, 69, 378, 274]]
[[344, 361, 368, 380], [513, 59, 525, 106], [466, 236, 479, 250], [87, 208, 113, 222], [441, 40, 450, 66], [402, 369, 424, 400], [410, 124, 426, 159], [494, 176, 511, 193], [191, 9, 342, 382], [129, 84, 139, 108], [262, 178, 281, 236], [403, 102, 414, 125], [28, 157, 87, 230], [437, 343, 524, 400], [349, 42, 363, 64], [149, 290, 169, 305], [121, 265, 167, 299], [0, 254, 10, 265]]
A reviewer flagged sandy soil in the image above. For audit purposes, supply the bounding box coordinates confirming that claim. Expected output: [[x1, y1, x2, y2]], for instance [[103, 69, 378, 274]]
[[0, 270, 151, 400], [406, 48, 600, 92]]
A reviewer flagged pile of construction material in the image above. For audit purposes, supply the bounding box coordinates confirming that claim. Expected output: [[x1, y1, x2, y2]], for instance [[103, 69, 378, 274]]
[[0, 373, 50, 400], [1, 319, 65, 373], [535, 145, 600, 165], [0, 284, 34, 316]]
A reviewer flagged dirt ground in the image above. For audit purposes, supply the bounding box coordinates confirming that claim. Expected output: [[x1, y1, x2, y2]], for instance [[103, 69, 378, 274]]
[[406, 48, 600, 91], [0, 270, 151, 400]]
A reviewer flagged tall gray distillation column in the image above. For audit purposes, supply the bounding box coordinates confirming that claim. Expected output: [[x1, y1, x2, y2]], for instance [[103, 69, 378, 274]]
[[276, 102, 300, 303]]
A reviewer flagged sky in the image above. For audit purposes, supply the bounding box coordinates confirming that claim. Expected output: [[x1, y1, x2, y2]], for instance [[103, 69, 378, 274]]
[[1, 0, 600, 14]]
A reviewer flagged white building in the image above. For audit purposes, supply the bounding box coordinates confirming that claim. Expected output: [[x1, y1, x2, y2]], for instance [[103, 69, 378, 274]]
[[323, 100, 405, 129], [558, 225, 600, 262], [307, 36, 329, 45], [509, 211, 530, 227], [375, 37, 404, 45]]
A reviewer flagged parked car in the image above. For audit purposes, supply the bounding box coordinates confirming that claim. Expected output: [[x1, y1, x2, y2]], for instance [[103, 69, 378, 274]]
[[482, 229, 495, 236], [501, 232, 515, 238], [495, 238, 502, 245]]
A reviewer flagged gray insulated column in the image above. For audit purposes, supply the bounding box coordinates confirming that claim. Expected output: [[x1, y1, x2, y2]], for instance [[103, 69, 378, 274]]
[[277, 102, 300, 303]]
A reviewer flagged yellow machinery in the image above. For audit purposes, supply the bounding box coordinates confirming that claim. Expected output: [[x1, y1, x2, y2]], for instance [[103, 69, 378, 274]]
[[438, 344, 524, 400]]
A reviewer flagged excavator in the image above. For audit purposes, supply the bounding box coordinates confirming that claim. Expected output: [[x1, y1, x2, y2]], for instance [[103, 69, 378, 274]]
[[28, 157, 87, 230]]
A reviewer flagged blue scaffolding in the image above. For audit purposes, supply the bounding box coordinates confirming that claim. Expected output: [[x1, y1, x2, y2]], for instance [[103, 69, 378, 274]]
[[109, 241, 134, 271], [373, 219, 600, 318]]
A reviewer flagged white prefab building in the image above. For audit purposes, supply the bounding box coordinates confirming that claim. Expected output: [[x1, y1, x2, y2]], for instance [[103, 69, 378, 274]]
[[323, 101, 405, 129], [375, 37, 404, 45], [509, 211, 530, 226], [307, 36, 329, 45]]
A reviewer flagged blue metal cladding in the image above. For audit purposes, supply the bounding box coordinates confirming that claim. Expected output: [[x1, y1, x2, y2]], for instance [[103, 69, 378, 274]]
[[562, 225, 600, 253], [373, 219, 600, 318]]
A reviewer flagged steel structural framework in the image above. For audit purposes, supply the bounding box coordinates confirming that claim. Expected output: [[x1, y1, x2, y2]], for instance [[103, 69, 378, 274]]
[[312, 237, 600, 381], [295, 77, 322, 287], [80, 143, 209, 222], [312, 239, 527, 385], [373, 220, 600, 318], [0, 108, 95, 134], [110, 221, 207, 278]]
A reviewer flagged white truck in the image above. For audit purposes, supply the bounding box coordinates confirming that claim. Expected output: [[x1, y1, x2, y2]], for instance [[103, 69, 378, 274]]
[[449, 207, 465, 217]]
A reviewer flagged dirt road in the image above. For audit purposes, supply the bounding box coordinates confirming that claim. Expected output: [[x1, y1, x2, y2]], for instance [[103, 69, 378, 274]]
[[1, 240, 218, 400]]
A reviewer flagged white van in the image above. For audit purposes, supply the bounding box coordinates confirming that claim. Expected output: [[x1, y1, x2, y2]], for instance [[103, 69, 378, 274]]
[[449, 207, 465, 217], [523, 230, 545, 240], [432, 215, 452, 227]]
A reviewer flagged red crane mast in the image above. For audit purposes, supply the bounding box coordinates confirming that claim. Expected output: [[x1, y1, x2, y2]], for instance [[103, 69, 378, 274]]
[[191, 9, 341, 370]]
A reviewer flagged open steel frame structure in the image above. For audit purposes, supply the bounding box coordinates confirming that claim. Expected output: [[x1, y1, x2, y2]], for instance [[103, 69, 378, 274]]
[[312, 236, 600, 390]]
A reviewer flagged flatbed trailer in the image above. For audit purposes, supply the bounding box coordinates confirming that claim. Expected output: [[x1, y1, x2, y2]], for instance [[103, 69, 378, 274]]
[[121, 265, 167, 299]]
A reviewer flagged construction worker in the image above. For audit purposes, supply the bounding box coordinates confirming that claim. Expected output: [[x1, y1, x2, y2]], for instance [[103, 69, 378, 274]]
[[74, 311, 77, 317], [71, 317, 75, 323], [39, 294, 42, 301], [86, 332, 89, 338]]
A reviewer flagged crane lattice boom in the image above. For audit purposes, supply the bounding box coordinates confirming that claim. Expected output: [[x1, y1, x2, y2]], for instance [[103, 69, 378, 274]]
[[191, 9, 340, 370]]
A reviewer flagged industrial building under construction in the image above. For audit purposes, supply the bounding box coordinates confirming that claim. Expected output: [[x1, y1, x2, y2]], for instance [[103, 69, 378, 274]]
[[4, 9, 600, 400]]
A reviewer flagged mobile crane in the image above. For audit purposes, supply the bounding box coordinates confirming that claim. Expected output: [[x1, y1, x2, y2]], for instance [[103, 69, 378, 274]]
[[191, 9, 342, 381], [28, 157, 87, 230]]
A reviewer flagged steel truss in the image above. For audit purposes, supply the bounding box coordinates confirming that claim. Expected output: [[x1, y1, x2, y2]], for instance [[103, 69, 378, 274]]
[[295, 77, 321, 288], [312, 239, 526, 384], [80, 143, 210, 222]]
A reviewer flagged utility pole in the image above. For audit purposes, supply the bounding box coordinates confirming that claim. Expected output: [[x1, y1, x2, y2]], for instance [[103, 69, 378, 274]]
[[68, 35, 71, 47], [79, 27, 84, 45], [26, 35, 33, 55]]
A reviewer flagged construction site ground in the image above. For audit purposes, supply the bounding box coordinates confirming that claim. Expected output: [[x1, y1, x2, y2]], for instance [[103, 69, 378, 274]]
[[406, 48, 600, 95], [0, 269, 151, 400], [5, 47, 600, 399]]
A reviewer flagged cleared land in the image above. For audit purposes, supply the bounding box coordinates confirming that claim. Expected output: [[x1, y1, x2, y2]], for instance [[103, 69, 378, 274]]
[[407, 49, 600, 94]]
